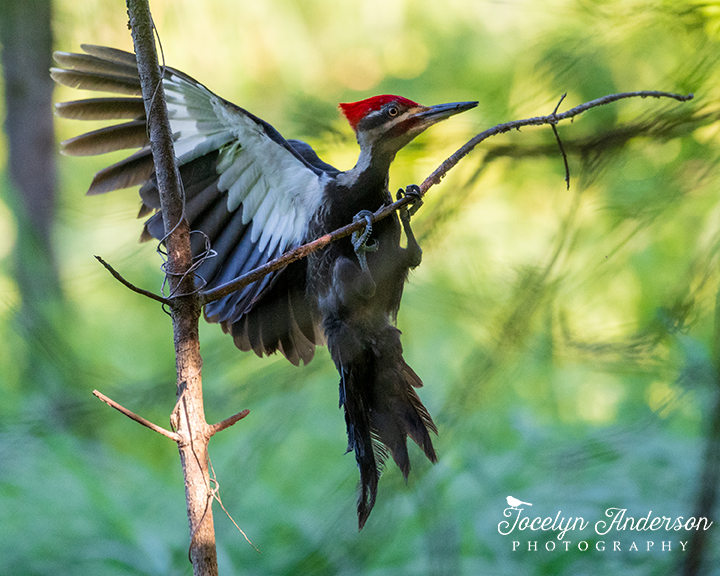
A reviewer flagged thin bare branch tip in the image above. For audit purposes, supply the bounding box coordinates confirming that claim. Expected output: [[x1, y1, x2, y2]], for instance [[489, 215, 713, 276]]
[[549, 124, 571, 190], [209, 409, 251, 437], [95, 255, 172, 306], [93, 389, 180, 441]]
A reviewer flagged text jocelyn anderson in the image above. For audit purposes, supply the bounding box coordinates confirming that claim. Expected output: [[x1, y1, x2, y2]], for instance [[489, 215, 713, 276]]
[[498, 507, 713, 541]]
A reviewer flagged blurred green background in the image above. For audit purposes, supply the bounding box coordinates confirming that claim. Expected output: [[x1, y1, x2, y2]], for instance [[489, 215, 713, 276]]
[[1, 0, 720, 574]]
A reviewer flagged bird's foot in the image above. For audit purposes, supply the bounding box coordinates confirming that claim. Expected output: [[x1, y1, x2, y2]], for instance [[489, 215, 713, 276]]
[[352, 210, 379, 271], [397, 184, 424, 220], [396, 186, 423, 269]]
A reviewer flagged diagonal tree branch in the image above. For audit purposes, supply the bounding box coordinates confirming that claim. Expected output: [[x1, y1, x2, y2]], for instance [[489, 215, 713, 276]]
[[420, 91, 693, 192], [201, 90, 693, 307]]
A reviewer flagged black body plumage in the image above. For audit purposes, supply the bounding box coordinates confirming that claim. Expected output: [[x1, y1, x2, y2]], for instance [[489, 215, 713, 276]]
[[309, 172, 437, 528]]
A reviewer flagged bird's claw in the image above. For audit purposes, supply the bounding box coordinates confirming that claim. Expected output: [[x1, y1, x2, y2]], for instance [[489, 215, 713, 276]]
[[397, 184, 423, 219], [352, 210, 379, 271]]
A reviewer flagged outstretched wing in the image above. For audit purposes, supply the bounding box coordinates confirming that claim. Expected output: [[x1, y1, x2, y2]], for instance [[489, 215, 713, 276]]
[[52, 45, 330, 365]]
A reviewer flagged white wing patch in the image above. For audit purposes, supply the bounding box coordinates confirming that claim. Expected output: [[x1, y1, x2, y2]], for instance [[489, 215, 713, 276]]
[[162, 73, 324, 253]]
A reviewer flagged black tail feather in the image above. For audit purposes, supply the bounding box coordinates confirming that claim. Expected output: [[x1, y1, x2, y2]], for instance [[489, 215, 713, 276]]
[[330, 323, 437, 529], [339, 357, 379, 529]]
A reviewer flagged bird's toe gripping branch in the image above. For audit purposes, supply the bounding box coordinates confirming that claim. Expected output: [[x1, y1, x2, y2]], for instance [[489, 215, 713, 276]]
[[352, 210, 379, 271], [397, 184, 424, 219]]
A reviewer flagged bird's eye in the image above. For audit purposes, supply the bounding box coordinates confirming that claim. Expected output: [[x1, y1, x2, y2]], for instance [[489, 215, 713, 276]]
[[387, 106, 399, 117]]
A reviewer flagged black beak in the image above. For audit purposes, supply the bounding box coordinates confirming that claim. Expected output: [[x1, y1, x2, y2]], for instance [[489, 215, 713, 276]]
[[416, 100, 478, 122]]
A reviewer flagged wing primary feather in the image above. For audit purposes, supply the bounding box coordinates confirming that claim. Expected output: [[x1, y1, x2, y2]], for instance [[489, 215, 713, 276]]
[[138, 203, 154, 219], [53, 51, 140, 79], [50, 68, 142, 95], [195, 208, 250, 292], [80, 44, 138, 66], [61, 120, 148, 156], [207, 244, 278, 323], [188, 188, 234, 244], [286, 293, 316, 365], [87, 148, 154, 195], [55, 98, 145, 120], [140, 212, 164, 242]]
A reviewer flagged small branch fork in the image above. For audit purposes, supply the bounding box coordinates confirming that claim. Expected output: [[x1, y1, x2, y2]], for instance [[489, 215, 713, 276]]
[[92, 389, 249, 441]]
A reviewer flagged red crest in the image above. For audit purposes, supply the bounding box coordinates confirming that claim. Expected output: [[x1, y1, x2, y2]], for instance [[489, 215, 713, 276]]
[[339, 95, 420, 131]]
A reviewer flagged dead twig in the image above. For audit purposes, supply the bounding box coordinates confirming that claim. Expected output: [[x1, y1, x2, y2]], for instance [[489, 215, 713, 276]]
[[95, 255, 172, 306], [551, 93, 570, 190], [209, 409, 251, 437], [93, 389, 180, 441]]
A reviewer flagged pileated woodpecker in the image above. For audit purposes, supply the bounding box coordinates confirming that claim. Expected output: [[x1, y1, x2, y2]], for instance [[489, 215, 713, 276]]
[[52, 45, 477, 529]]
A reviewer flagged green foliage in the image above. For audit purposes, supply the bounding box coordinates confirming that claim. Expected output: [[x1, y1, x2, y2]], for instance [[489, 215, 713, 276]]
[[1, 0, 720, 573]]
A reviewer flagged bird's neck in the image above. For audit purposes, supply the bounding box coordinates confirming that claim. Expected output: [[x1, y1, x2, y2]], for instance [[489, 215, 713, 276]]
[[336, 144, 395, 195]]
